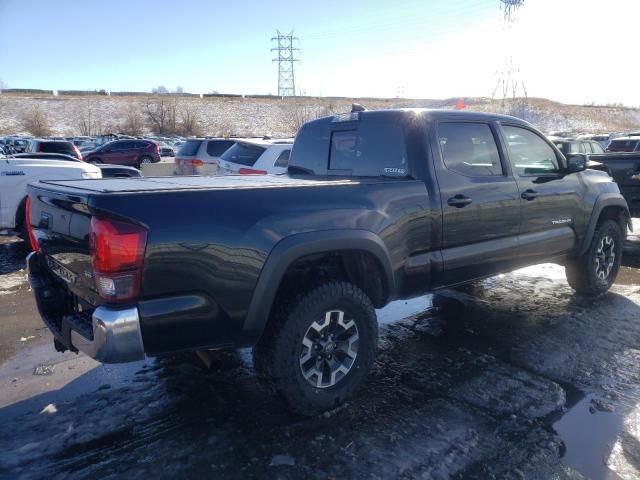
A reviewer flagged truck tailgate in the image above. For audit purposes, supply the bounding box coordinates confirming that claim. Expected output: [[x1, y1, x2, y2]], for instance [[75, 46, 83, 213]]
[[27, 182, 101, 305]]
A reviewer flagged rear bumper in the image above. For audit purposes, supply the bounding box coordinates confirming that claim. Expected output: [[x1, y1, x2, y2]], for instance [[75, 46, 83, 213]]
[[26, 252, 145, 363]]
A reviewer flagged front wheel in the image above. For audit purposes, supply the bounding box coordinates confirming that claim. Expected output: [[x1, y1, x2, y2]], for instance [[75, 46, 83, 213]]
[[253, 282, 378, 416], [565, 219, 623, 296]]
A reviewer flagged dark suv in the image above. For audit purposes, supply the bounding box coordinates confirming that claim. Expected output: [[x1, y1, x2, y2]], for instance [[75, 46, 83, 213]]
[[552, 139, 605, 155], [84, 140, 160, 168], [607, 137, 640, 153], [26, 140, 82, 160]]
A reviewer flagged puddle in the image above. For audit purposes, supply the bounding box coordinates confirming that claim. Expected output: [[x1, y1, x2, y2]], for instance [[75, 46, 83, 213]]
[[376, 295, 433, 325], [554, 394, 625, 480]]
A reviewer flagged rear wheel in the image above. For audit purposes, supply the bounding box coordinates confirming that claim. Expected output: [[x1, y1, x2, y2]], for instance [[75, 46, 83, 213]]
[[253, 282, 378, 416], [89, 158, 100, 165], [565, 219, 622, 296]]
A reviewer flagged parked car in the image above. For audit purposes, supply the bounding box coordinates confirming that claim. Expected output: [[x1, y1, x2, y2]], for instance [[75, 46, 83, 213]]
[[26, 108, 630, 415], [174, 138, 236, 175], [83, 140, 160, 168], [1, 158, 100, 238], [8, 138, 30, 153], [584, 152, 640, 215], [158, 144, 175, 157], [579, 134, 611, 149], [217, 138, 293, 175], [10, 153, 142, 178], [607, 137, 640, 153], [552, 139, 606, 156], [26, 139, 82, 160]]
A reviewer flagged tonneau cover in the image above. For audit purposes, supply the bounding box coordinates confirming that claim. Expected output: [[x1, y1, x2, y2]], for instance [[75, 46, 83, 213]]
[[36, 175, 362, 194]]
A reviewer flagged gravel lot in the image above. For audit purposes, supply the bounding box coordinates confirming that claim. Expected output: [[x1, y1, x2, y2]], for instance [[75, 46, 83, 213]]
[[1, 220, 639, 479]]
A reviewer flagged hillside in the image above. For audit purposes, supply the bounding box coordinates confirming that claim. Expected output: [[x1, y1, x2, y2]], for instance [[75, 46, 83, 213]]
[[1, 92, 639, 137]]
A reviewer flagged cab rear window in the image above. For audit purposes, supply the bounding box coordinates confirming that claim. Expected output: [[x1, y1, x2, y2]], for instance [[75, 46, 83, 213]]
[[328, 120, 407, 176]]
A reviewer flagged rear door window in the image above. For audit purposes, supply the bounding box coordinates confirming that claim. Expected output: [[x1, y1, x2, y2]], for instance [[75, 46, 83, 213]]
[[178, 140, 203, 156], [206, 140, 235, 157], [221, 143, 266, 166], [437, 122, 503, 176], [591, 142, 605, 153]]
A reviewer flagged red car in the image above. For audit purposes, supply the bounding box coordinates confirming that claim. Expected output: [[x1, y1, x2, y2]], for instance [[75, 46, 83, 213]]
[[84, 140, 160, 168]]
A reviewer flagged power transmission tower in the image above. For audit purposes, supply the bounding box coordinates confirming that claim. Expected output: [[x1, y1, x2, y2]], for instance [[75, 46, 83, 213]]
[[492, 0, 528, 115], [271, 30, 299, 97]]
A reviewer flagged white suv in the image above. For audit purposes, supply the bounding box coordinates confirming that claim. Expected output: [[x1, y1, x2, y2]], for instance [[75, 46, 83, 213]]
[[217, 138, 293, 175], [174, 138, 236, 175]]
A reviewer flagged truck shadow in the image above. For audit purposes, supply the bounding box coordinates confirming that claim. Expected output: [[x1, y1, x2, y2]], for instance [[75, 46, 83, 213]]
[[1, 268, 640, 478]]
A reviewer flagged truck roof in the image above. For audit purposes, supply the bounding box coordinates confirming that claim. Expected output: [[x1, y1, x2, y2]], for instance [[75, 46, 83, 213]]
[[327, 108, 532, 126]]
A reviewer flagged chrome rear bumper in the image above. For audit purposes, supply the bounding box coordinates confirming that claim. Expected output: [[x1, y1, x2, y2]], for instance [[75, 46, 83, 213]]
[[71, 306, 145, 363], [27, 252, 145, 364]]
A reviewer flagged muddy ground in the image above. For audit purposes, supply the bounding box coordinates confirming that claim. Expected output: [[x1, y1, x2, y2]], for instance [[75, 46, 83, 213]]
[[1, 222, 640, 479]]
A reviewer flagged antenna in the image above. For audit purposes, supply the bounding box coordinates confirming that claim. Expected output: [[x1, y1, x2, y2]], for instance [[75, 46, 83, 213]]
[[271, 30, 300, 97]]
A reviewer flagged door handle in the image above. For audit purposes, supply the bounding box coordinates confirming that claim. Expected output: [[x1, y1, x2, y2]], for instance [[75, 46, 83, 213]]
[[521, 189, 538, 201], [447, 195, 473, 208]]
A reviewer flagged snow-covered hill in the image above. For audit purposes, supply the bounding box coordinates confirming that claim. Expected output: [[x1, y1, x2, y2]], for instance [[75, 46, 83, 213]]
[[1, 93, 639, 137]]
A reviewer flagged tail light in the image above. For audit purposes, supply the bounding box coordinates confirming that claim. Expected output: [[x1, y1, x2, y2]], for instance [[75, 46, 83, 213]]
[[239, 168, 267, 175], [152, 143, 159, 153], [25, 197, 40, 253], [72, 144, 82, 160], [185, 159, 204, 166], [89, 217, 147, 303]]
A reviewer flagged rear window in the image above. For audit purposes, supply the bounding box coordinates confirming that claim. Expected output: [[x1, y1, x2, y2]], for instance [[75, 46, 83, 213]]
[[206, 140, 235, 157], [328, 119, 407, 176], [178, 140, 203, 156], [221, 143, 266, 167], [609, 139, 639, 149], [39, 142, 73, 153]]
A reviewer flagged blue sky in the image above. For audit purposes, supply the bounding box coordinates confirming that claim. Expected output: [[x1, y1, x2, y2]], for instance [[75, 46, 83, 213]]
[[1, 0, 639, 105]]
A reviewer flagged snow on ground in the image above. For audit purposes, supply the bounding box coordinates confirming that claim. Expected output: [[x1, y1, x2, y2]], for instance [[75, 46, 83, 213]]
[[1, 93, 639, 138]]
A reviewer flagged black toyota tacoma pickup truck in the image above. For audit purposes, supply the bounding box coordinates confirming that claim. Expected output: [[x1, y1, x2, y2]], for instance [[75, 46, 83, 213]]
[[26, 109, 631, 415]]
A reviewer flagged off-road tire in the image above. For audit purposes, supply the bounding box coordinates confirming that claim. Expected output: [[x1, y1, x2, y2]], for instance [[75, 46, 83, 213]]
[[565, 219, 623, 296], [253, 282, 378, 416]]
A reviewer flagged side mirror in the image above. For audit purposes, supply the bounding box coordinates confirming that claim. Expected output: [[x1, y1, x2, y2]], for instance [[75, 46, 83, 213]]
[[565, 153, 587, 173]]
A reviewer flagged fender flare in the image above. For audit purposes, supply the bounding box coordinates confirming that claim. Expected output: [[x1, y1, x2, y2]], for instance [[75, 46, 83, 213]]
[[579, 193, 631, 255], [242, 229, 396, 345]]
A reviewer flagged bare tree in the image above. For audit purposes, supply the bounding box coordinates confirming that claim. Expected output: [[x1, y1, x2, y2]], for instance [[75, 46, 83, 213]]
[[175, 86, 184, 94], [151, 85, 168, 94], [73, 101, 102, 136], [144, 96, 179, 134], [0, 79, 6, 92], [120, 103, 145, 136], [21, 105, 51, 136], [280, 99, 332, 135], [179, 104, 201, 136]]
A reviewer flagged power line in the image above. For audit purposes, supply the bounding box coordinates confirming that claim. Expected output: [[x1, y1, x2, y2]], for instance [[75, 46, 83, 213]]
[[271, 30, 299, 97]]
